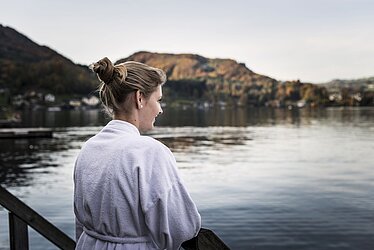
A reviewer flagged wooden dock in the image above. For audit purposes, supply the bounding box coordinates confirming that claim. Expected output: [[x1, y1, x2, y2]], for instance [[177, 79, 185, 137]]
[[0, 128, 53, 139]]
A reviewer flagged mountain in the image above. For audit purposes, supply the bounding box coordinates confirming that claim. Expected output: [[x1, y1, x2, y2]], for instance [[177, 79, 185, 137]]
[[0, 24, 96, 95], [117, 51, 328, 107]]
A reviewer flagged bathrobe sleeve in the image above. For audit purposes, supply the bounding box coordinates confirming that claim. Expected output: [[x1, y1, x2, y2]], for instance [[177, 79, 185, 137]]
[[138, 139, 201, 250], [73, 153, 84, 242]]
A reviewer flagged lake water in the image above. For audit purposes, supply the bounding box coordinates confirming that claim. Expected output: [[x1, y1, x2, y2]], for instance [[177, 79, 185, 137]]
[[0, 107, 373, 250]]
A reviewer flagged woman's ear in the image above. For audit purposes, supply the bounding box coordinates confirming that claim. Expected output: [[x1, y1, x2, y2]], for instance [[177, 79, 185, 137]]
[[135, 90, 143, 109]]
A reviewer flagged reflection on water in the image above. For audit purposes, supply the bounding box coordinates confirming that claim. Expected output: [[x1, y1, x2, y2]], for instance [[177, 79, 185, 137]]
[[12, 106, 374, 128], [0, 107, 373, 249], [0, 128, 97, 187]]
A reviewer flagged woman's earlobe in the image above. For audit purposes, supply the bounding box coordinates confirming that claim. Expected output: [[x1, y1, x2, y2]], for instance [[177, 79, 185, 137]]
[[135, 90, 143, 109]]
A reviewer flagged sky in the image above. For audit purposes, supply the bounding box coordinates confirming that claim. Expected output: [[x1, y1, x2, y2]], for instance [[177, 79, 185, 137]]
[[2, 0, 374, 83]]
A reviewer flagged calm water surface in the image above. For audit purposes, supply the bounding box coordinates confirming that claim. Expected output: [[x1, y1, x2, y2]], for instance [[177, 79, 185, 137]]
[[0, 107, 373, 249]]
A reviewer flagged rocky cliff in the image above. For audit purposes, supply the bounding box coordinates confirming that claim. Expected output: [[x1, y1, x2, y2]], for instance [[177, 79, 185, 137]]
[[117, 51, 327, 107]]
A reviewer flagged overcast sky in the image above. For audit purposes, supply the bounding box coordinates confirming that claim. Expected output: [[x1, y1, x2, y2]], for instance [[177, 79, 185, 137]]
[[2, 0, 374, 83]]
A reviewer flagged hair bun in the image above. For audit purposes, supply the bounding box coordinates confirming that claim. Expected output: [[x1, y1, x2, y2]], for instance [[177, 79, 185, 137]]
[[90, 57, 115, 84]]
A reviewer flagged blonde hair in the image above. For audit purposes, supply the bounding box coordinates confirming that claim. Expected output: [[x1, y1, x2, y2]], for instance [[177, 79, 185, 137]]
[[89, 57, 166, 115]]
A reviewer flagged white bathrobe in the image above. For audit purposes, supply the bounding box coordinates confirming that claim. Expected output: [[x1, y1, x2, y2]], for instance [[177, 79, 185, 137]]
[[74, 120, 201, 250]]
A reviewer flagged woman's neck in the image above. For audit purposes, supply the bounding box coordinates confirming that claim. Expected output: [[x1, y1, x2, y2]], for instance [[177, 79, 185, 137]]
[[113, 112, 139, 130]]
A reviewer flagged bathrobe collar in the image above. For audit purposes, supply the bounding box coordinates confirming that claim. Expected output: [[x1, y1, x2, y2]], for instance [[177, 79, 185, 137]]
[[107, 120, 140, 136]]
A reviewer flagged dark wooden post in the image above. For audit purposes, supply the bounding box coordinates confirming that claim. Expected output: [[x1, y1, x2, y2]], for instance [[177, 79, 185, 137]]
[[9, 212, 29, 250], [182, 228, 230, 250], [0, 185, 75, 249]]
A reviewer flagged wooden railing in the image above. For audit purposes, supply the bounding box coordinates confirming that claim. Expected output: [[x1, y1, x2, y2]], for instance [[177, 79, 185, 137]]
[[0, 185, 76, 250], [182, 228, 230, 250], [0, 185, 230, 250]]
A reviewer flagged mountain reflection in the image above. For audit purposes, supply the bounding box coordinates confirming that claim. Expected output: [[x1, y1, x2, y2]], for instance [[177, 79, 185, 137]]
[[0, 138, 56, 187], [155, 133, 251, 152], [156, 107, 325, 127], [0, 128, 97, 188]]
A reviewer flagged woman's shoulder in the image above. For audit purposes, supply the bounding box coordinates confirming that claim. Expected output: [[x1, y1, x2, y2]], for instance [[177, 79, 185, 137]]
[[139, 135, 170, 151], [137, 135, 173, 157], [131, 136, 178, 176]]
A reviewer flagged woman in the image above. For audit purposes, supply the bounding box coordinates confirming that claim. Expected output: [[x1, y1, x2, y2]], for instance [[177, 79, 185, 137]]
[[74, 57, 201, 249]]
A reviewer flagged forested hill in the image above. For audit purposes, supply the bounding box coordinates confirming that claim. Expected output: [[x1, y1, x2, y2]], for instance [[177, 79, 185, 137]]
[[0, 24, 96, 95], [323, 77, 374, 90]]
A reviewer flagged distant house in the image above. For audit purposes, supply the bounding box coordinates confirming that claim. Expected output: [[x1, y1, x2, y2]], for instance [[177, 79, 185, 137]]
[[69, 100, 81, 108], [329, 93, 342, 102], [353, 93, 362, 102], [82, 96, 100, 107], [44, 93, 55, 103], [12, 94, 27, 107], [297, 100, 306, 108]]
